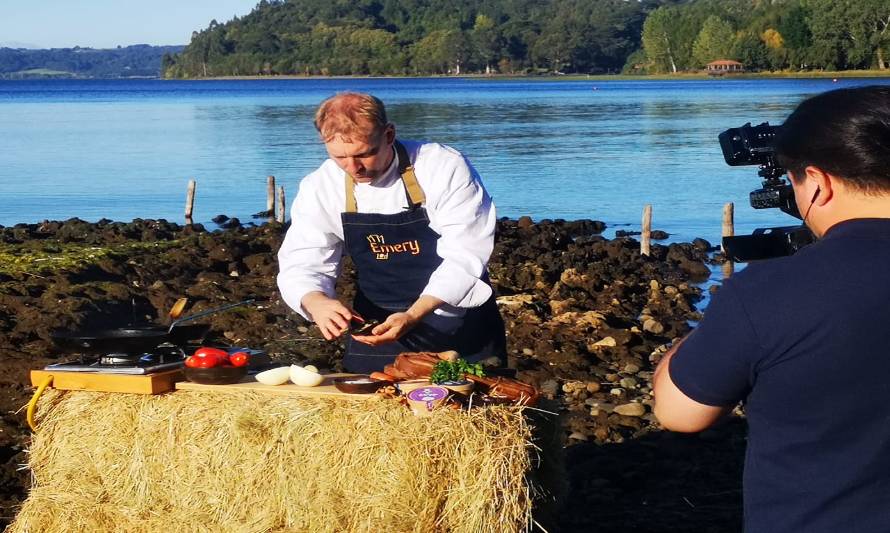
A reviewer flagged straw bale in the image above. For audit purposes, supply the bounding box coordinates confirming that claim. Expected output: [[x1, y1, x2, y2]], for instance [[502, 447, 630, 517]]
[[9, 388, 563, 533]]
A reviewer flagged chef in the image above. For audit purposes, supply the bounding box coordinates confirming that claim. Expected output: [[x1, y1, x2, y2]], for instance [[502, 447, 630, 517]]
[[277, 92, 507, 373]]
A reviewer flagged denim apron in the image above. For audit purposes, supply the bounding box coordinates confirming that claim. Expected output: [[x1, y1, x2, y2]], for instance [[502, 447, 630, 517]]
[[341, 141, 507, 373]]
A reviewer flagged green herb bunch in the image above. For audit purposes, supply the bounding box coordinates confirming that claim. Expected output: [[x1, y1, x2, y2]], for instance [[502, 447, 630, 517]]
[[430, 359, 485, 384]]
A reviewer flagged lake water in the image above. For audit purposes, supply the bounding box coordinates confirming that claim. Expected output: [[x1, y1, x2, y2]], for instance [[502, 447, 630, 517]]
[[2, 77, 889, 244]]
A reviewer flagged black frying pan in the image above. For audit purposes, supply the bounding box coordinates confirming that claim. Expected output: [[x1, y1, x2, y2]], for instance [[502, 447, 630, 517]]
[[51, 327, 174, 355], [50, 299, 254, 354]]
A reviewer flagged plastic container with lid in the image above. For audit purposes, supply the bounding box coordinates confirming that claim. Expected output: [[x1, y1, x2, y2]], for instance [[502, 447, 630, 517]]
[[406, 386, 449, 416]]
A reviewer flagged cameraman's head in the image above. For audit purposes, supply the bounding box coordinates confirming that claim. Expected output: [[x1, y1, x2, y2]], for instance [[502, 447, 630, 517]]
[[775, 85, 890, 236]]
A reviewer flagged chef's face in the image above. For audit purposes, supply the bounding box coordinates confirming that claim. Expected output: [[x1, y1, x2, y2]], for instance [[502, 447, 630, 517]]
[[324, 124, 395, 184]]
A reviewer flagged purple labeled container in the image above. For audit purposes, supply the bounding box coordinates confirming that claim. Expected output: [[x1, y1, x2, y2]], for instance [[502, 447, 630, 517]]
[[406, 386, 449, 416]]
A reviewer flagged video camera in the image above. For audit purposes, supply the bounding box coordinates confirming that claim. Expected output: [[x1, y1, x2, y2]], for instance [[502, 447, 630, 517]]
[[718, 122, 815, 262]]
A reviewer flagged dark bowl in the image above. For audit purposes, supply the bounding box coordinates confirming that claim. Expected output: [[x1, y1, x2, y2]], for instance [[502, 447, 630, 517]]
[[184, 365, 248, 385], [334, 376, 392, 394]]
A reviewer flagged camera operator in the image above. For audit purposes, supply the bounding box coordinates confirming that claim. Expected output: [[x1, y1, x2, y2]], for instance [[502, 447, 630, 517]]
[[653, 85, 890, 533]]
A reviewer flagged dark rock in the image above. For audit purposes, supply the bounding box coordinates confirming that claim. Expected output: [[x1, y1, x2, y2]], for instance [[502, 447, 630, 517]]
[[221, 217, 241, 229], [693, 237, 713, 251]]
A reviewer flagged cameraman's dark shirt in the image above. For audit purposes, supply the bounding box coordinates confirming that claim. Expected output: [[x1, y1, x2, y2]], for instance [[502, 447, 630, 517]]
[[670, 218, 890, 533]]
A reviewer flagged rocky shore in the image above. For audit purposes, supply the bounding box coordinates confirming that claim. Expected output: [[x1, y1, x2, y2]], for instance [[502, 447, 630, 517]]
[[0, 217, 745, 531]]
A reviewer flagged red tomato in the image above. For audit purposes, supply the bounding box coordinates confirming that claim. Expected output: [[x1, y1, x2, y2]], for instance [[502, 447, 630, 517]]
[[195, 354, 220, 368], [184, 356, 200, 368], [193, 347, 229, 359], [229, 352, 249, 367]]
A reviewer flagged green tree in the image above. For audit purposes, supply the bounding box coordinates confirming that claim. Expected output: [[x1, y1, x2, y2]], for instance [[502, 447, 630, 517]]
[[802, 0, 858, 69], [471, 14, 501, 73], [411, 29, 470, 74], [692, 16, 735, 68], [642, 6, 680, 73], [777, 5, 812, 69], [848, 0, 890, 69], [732, 31, 769, 71]]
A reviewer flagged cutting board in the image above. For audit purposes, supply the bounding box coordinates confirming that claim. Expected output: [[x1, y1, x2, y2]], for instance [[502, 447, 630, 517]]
[[30, 369, 184, 395], [175, 373, 381, 400]]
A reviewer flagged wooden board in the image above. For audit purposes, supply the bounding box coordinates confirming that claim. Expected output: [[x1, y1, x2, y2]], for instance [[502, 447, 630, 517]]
[[175, 373, 380, 400], [31, 369, 184, 395]]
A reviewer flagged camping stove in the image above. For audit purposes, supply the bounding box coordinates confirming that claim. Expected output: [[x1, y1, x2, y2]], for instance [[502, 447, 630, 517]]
[[45, 344, 187, 375]]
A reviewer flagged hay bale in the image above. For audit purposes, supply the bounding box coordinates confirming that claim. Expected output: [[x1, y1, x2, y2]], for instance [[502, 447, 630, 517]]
[[10, 389, 563, 533]]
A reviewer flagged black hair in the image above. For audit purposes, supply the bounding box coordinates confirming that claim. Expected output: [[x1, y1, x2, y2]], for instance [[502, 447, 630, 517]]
[[775, 85, 890, 193]]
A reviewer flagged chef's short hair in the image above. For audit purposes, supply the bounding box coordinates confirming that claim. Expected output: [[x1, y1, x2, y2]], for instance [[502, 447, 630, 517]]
[[776, 85, 890, 193], [314, 92, 388, 142]]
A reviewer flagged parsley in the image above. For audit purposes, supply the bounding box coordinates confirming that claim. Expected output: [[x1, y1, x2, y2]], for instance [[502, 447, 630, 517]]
[[430, 359, 485, 384]]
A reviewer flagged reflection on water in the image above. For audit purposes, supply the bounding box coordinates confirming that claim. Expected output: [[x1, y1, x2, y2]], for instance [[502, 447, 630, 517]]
[[2, 77, 889, 244]]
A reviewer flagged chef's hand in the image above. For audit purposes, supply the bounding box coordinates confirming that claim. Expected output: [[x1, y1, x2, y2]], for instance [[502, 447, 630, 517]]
[[352, 294, 445, 346], [351, 312, 418, 346], [301, 291, 354, 340]]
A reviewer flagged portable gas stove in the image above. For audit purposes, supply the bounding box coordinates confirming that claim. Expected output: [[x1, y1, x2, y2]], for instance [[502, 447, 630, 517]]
[[32, 346, 270, 398], [45, 344, 188, 375]]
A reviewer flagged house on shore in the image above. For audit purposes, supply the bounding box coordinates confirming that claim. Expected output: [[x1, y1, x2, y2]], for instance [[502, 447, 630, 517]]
[[706, 60, 744, 75]]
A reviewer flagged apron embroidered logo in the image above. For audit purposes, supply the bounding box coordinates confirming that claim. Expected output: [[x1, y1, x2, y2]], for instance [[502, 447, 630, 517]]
[[366, 234, 421, 260]]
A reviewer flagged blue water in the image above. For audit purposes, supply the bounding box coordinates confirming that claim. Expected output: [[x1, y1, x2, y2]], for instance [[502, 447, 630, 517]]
[[2, 77, 889, 243]]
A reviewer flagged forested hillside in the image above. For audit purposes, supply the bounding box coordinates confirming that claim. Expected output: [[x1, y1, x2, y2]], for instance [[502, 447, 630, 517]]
[[163, 0, 655, 77], [0, 45, 184, 79], [163, 0, 890, 78], [635, 0, 890, 73]]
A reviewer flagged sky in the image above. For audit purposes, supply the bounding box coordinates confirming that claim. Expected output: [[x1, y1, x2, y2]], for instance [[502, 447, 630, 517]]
[[0, 0, 260, 49]]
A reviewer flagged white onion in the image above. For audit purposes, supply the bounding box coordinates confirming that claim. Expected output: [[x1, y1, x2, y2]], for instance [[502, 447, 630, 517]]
[[255, 366, 290, 386], [290, 365, 324, 387]]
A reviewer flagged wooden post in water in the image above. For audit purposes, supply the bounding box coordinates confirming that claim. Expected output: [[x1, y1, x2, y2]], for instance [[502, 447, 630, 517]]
[[277, 185, 286, 223], [266, 176, 276, 217], [185, 180, 197, 223], [641, 204, 652, 256], [722, 202, 735, 277]]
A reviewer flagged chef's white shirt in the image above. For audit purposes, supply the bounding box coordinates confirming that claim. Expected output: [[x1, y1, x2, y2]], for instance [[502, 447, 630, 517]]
[[277, 140, 497, 321]]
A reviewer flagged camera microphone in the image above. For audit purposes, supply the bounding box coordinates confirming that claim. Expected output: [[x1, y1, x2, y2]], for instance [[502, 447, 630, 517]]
[[811, 187, 821, 202], [803, 187, 821, 222]]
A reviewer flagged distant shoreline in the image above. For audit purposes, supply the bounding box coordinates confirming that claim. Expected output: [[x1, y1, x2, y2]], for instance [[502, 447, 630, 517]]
[[6, 70, 889, 82], [185, 70, 890, 82]]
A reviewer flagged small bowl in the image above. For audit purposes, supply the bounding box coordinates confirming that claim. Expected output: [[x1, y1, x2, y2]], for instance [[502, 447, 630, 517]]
[[184, 365, 248, 385], [334, 376, 391, 394], [436, 380, 474, 395]]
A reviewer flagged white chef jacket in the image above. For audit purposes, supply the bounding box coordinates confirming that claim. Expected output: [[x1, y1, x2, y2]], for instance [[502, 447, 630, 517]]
[[277, 140, 497, 321]]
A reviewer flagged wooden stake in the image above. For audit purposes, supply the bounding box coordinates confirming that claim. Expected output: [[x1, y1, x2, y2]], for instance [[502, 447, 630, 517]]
[[185, 179, 196, 222], [722, 202, 735, 277], [277, 185, 286, 223], [721, 202, 735, 243], [267, 175, 276, 215], [641, 204, 652, 256]]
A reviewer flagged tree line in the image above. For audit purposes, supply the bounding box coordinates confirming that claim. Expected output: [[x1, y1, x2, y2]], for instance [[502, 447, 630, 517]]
[[636, 0, 890, 74], [0, 45, 184, 79], [163, 0, 890, 78]]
